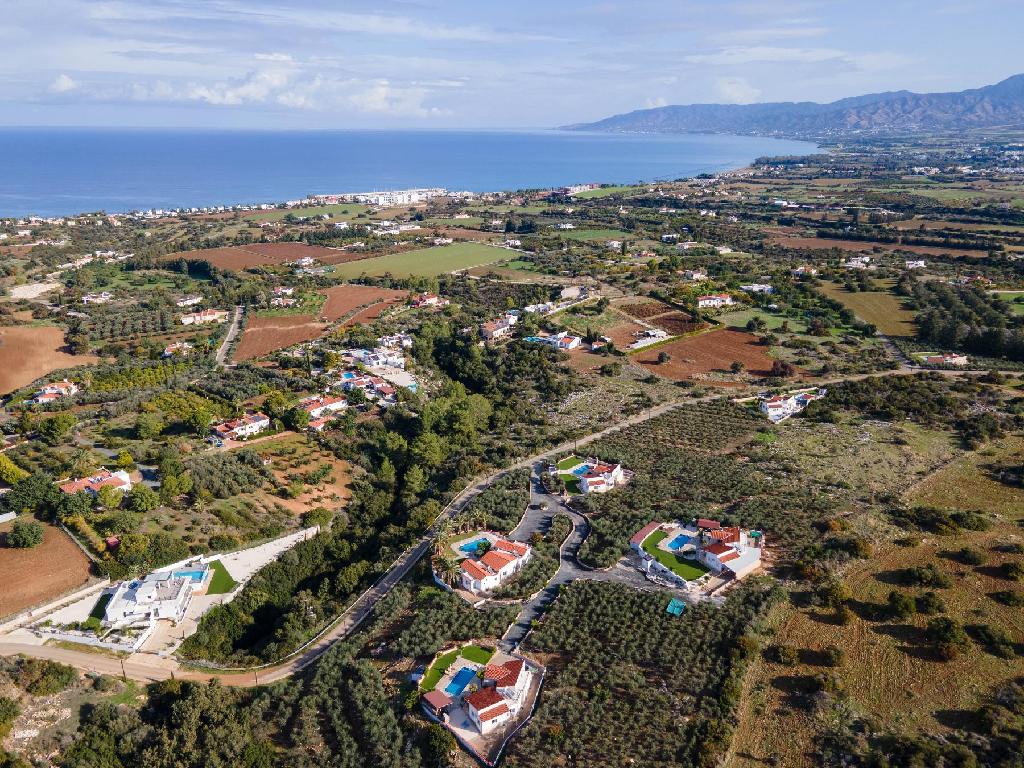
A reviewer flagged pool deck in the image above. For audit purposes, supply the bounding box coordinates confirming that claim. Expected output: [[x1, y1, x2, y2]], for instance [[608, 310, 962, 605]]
[[447, 530, 501, 559], [653, 523, 700, 555]]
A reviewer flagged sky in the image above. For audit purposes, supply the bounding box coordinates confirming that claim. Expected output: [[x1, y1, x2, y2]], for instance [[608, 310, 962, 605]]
[[2, 0, 1021, 130]]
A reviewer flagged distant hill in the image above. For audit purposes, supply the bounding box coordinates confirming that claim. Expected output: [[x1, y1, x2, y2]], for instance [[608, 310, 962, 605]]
[[563, 74, 1024, 139]]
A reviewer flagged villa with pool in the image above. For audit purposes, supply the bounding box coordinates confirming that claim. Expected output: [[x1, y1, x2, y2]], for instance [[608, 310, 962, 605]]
[[420, 642, 544, 765], [551, 455, 631, 495], [447, 531, 533, 596], [630, 518, 765, 591]]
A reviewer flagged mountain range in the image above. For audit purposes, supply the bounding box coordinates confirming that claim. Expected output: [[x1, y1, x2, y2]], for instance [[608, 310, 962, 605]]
[[563, 74, 1024, 139]]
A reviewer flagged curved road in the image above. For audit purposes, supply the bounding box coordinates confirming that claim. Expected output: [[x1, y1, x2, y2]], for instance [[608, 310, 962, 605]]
[[0, 362, 1001, 684]]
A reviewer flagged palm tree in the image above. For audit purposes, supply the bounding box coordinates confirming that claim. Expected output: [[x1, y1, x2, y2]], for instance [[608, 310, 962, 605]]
[[434, 556, 460, 587], [434, 520, 454, 556]]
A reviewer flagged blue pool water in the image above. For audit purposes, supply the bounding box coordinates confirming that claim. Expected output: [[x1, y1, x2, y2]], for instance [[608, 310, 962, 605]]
[[667, 535, 691, 551], [524, 336, 546, 343], [341, 372, 356, 380], [170, 568, 208, 583], [459, 538, 489, 554], [570, 464, 591, 477], [445, 667, 477, 697]]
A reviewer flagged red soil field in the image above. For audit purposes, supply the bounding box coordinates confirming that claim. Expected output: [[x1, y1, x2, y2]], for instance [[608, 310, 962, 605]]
[[163, 242, 345, 270], [601, 319, 652, 348], [321, 285, 407, 321], [233, 315, 326, 361], [342, 302, 395, 327], [0, 522, 92, 619], [0, 325, 99, 396], [770, 235, 985, 258], [634, 329, 776, 381]]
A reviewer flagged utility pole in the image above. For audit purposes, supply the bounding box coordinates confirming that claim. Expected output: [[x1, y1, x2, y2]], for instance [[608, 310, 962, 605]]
[[119, 658, 127, 684], [254, 669, 259, 686]]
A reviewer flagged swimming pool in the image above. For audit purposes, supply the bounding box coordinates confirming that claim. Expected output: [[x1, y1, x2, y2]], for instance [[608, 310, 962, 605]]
[[444, 666, 477, 696], [170, 568, 208, 583], [667, 534, 691, 551], [459, 537, 489, 554], [570, 464, 591, 477]]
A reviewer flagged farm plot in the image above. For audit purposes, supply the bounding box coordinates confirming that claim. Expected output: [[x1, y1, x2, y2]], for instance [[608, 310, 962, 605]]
[[162, 242, 345, 271], [321, 284, 407, 322], [0, 521, 93, 619], [651, 312, 704, 335], [634, 329, 776, 380], [561, 228, 631, 242], [325, 241, 506, 279], [817, 281, 917, 337], [769, 234, 987, 258], [0, 325, 99, 396], [233, 314, 326, 361], [617, 300, 675, 320]]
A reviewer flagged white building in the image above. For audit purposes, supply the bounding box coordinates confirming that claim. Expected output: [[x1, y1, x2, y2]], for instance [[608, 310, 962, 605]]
[[211, 411, 270, 440], [175, 295, 203, 307], [759, 389, 825, 423], [103, 574, 194, 627], [58, 469, 132, 496], [181, 309, 228, 325], [579, 461, 625, 494], [923, 353, 969, 367], [30, 379, 79, 404], [906, 260, 927, 269], [81, 291, 113, 305], [459, 538, 532, 595], [696, 293, 735, 309], [740, 284, 773, 294], [298, 394, 348, 419]]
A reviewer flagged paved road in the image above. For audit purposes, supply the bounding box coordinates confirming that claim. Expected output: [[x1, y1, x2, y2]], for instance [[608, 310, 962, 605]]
[[1, 362, 1008, 684], [214, 305, 243, 367], [501, 464, 655, 650]]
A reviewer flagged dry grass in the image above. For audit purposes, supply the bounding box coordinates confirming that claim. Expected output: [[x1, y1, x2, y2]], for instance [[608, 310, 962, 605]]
[[320, 285, 407, 322], [233, 314, 326, 361], [634, 329, 776, 380]]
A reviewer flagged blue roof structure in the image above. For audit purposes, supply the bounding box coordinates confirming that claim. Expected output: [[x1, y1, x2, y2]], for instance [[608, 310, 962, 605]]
[[666, 598, 686, 616]]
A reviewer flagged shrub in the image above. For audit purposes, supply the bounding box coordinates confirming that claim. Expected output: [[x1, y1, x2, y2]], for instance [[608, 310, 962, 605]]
[[915, 591, 946, 615], [0, 697, 19, 739], [956, 547, 985, 566], [1001, 562, 1024, 581], [6, 520, 44, 548], [925, 617, 970, 660], [990, 590, 1024, 607], [888, 590, 916, 620], [822, 646, 843, 667], [768, 644, 799, 666], [16, 658, 78, 695]]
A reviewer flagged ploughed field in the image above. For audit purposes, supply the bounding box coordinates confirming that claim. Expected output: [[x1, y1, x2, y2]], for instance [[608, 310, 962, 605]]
[[233, 315, 326, 362], [320, 284, 407, 322], [634, 328, 776, 380], [0, 325, 99, 396], [0, 522, 93, 619], [162, 242, 364, 271]]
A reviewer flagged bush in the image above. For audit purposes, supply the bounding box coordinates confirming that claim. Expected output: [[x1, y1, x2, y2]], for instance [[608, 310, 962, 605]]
[[925, 617, 970, 660], [956, 547, 986, 566], [0, 697, 19, 739], [301, 507, 334, 529], [900, 563, 952, 589], [6, 520, 44, 548], [16, 658, 78, 695], [887, 590, 916, 620], [1001, 561, 1024, 581], [768, 644, 799, 666], [822, 646, 843, 667], [990, 590, 1024, 607], [915, 591, 946, 615]]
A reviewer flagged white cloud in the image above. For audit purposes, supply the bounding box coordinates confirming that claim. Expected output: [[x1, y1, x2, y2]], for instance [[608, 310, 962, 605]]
[[255, 52, 293, 63], [685, 46, 846, 66], [49, 73, 78, 93], [715, 76, 761, 103], [715, 26, 830, 44], [645, 96, 668, 108]]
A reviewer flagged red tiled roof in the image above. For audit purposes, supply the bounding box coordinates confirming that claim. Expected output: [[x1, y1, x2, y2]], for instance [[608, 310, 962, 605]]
[[708, 526, 740, 543], [696, 518, 721, 529], [630, 522, 660, 546], [464, 686, 504, 712], [718, 551, 740, 563], [480, 549, 516, 572], [495, 539, 528, 557], [479, 702, 510, 722], [422, 690, 452, 710], [59, 470, 129, 495], [486, 658, 524, 687], [460, 560, 489, 580], [704, 542, 732, 556]]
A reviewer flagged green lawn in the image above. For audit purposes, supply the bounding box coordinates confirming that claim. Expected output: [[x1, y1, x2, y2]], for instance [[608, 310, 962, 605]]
[[556, 455, 581, 470], [504, 259, 538, 271], [572, 185, 637, 199], [327, 242, 506, 278], [421, 644, 494, 691], [642, 530, 709, 581], [562, 228, 631, 242], [206, 560, 238, 595]]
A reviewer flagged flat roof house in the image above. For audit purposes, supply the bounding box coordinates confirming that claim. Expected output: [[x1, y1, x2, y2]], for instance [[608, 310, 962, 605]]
[[696, 293, 734, 309], [181, 308, 228, 325], [104, 574, 193, 627]]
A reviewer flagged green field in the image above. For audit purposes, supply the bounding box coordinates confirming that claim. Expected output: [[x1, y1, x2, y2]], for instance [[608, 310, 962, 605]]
[[206, 560, 238, 595], [993, 291, 1024, 315], [719, 307, 809, 334], [248, 203, 369, 223], [818, 281, 917, 337], [572, 185, 637, 199], [327, 241, 506, 278], [562, 228, 631, 242], [642, 530, 710, 581]]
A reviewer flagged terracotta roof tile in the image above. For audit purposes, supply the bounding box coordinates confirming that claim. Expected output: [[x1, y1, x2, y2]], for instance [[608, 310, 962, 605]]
[[465, 686, 504, 712]]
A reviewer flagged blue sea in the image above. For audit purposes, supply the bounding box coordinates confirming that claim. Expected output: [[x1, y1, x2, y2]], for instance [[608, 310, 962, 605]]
[[0, 128, 816, 218]]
